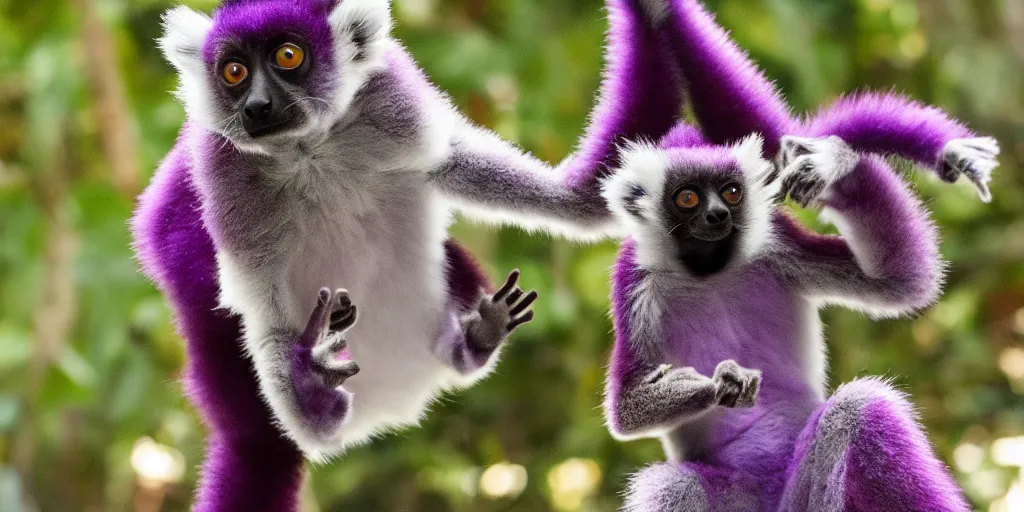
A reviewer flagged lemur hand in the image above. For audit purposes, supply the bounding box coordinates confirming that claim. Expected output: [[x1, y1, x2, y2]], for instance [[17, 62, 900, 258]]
[[712, 360, 761, 408], [775, 135, 859, 208], [465, 270, 538, 353], [293, 288, 360, 390], [940, 137, 999, 202]]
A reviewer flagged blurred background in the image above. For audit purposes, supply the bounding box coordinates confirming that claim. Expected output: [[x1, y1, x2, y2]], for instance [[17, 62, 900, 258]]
[[0, 0, 1022, 510]]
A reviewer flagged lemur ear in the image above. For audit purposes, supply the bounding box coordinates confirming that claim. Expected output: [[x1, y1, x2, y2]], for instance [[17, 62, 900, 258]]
[[601, 142, 668, 222], [158, 6, 212, 74], [732, 134, 773, 184], [329, 0, 392, 64]]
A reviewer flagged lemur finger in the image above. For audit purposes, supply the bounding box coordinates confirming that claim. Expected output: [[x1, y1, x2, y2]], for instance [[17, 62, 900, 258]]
[[505, 288, 523, 306], [300, 288, 334, 342], [509, 291, 538, 316], [493, 270, 520, 301], [329, 305, 358, 332], [506, 310, 534, 331], [315, 360, 360, 388]]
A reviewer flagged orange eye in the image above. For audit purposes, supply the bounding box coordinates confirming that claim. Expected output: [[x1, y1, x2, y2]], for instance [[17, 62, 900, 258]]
[[721, 184, 743, 205], [275, 43, 305, 69], [675, 190, 700, 209], [222, 62, 248, 86]]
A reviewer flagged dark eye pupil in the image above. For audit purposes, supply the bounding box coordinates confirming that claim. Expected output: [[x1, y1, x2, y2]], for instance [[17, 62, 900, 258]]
[[284, 50, 293, 59], [229, 65, 241, 76]]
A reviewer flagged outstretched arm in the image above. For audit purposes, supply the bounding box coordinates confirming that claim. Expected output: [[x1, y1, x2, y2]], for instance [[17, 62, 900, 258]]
[[655, 0, 794, 154], [772, 137, 943, 317], [430, 0, 685, 240], [800, 93, 999, 201], [604, 243, 759, 440]]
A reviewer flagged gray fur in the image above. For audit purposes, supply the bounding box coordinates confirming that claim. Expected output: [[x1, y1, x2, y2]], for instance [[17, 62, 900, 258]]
[[623, 464, 710, 512]]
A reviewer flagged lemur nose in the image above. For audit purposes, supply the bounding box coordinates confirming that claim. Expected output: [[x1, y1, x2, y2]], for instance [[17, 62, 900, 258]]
[[243, 98, 273, 121], [706, 209, 730, 225]]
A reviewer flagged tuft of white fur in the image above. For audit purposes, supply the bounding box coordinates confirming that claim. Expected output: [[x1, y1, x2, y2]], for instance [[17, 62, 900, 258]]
[[158, 7, 216, 128], [325, 0, 394, 123], [731, 134, 777, 261], [942, 136, 1000, 203], [601, 142, 676, 268]]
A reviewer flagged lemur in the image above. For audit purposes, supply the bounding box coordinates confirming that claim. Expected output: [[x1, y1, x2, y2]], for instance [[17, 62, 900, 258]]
[[131, 0, 686, 506], [596, 0, 1000, 510]]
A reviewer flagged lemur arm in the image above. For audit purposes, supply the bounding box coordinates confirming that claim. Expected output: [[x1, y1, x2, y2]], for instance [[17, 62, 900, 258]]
[[604, 243, 758, 439], [655, 0, 794, 154], [131, 144, 304, 512], [429, 0, 684, 239], [800, 93, 999, 200], [772, 139, 943, 317]]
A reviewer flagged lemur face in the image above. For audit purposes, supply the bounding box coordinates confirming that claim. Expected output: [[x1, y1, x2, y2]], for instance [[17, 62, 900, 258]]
[[159, 0, 390, 151], [662, 172, 745, 276], [602, 134, 776, 275]]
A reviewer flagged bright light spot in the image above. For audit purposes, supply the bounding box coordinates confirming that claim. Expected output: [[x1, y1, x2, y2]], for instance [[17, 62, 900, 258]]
[[992, 436, 1024, 467], [954, 443, 986, 473], [1012, 308, 1024, 336], [130, 437, 185, 488], [968, 469, 1008, 500], [396, 0, 435, 25], [547, 458, 602, 511], [998, 348, 1024, 380], [479, 462, 528, 499], [486, 74, 519, 112], [864, 0, 894, 13], [990, 476, 1024, 512], [897, 31, 928, 62]]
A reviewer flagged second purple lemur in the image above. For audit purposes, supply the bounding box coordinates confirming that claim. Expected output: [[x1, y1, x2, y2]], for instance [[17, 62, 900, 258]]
[[597, 0, 1001, 510]]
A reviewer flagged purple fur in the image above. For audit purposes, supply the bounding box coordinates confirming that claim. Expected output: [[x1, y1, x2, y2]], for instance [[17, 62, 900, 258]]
[[802, 93, 974, 172], [132, 138, 494, 510], [132, 142, 306, 512], [561, 0, 685, 192], [780, 378, 968, 512]]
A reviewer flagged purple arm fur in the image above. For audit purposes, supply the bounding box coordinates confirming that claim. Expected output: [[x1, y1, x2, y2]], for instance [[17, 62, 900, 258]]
[[132, 143, 304, 512], [657, 0, 795, 154], [774, 153, 942, 316]]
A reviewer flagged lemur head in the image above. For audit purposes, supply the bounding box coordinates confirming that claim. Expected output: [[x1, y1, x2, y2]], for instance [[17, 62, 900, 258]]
[[602, 134, 777, 276], [158, 0, 390, 151]]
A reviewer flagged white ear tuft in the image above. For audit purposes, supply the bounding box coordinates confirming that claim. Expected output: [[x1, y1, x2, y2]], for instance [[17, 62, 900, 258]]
[[601, 142, 668, 223], [329, 0, 393, 58], [732, 133, 773, 182], [158, 6, 212, 72]]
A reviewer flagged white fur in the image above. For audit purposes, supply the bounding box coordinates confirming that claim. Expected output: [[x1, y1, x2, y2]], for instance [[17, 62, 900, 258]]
[[942, 136, 1000, 202], [731, 134, 777, 260], [601, 142, 673, 269], [323, 0, 393, 130], [158, 7, 217, 130]]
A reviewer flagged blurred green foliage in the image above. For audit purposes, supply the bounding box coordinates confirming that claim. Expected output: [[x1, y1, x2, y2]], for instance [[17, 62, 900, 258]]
[[1, 0, 1022, 510]]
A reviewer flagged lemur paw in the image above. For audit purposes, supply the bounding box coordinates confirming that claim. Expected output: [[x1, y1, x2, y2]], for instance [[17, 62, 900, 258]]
[[295, 289, 360, 390], [941, 137, 999, 202], [775, 136, 858, 208], [712, 360, 761, 408], [465, 270, 538, 353]]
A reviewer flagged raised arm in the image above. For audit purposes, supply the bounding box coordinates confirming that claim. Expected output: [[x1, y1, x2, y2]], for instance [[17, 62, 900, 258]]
[[655, 0, 795, 154], [771, 137, 943, 317], [429, 0, 686, 240], [604, 242, 759, 440], [800, 93, 999, 201]]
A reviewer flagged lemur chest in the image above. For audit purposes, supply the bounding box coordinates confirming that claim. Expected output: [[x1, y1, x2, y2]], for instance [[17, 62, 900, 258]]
[[658, 269, 805, 375]]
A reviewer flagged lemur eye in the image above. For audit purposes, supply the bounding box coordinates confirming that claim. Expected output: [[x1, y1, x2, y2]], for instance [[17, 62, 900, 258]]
[[275, 43, 305, 69], [721, 184, 743, 205], [675, 190, 700, 209], [222, 62, 248, 86]]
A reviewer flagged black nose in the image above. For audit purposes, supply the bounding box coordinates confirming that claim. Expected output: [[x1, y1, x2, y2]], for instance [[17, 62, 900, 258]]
[[706, 208, 730, 225], [244, 98, 273, 121]]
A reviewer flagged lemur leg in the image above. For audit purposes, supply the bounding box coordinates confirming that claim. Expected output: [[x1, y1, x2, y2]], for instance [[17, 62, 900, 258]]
[[433, 268, 537, 378], [779, 378, 968, 512], [131, 148, 304, 512], [799, 94, 1000, 201], [655, 0, 795, 153], [429, 0, 685, 238], [772, 137, 943, 316], [623, 462, 762, 512]]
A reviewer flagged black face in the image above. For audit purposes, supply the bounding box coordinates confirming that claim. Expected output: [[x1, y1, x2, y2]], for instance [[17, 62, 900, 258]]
[[216, 37, 313, 137], [662, 175, 745, 277]]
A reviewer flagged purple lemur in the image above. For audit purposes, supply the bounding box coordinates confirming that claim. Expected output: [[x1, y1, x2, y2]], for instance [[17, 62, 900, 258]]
[[131, 0, 686, 509], [597, 0, 1000, 511]]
